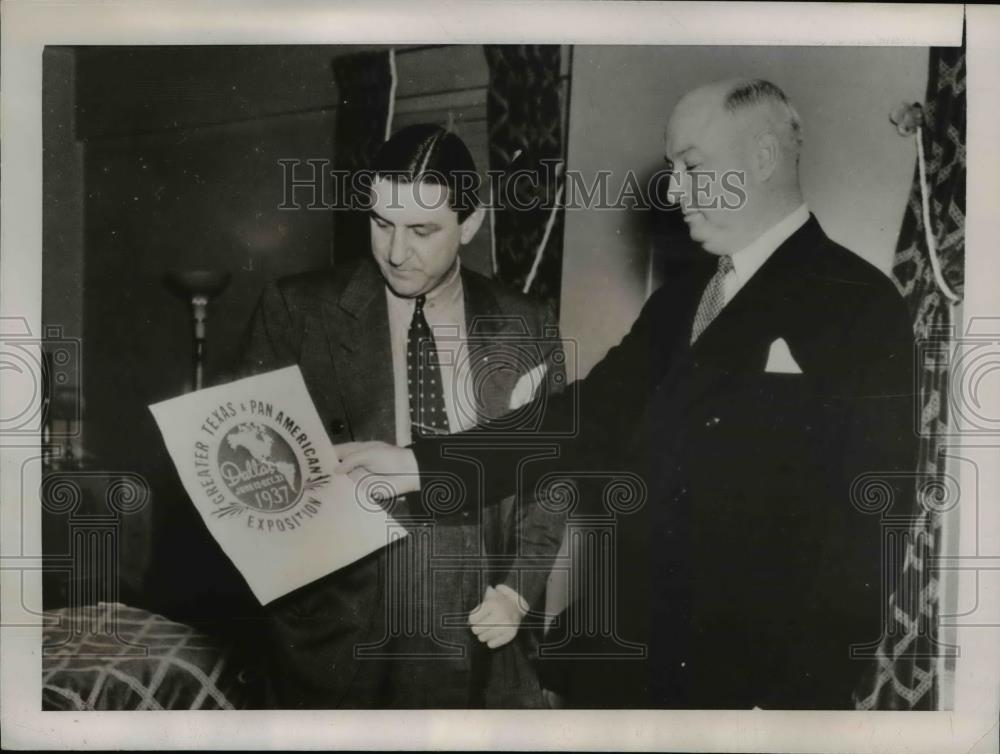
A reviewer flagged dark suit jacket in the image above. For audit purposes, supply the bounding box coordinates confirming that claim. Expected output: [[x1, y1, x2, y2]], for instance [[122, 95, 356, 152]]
[[411, 216, 917, 709], [236, 256, 565, 708]]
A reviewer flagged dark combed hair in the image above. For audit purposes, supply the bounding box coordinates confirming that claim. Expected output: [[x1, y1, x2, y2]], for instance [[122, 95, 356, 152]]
[[370, 123, 481, 220]]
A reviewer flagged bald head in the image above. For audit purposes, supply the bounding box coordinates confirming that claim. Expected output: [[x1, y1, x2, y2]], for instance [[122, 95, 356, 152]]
[[665, 78, 805, 255]]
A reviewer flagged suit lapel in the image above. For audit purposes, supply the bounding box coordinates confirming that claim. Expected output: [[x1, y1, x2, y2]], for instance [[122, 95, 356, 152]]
[[461, 269, 520, 422], [316, 263, 540, 440], [694, 217, 819, 355], [667, 215, 821, 407], [319, 258, 397, 443]]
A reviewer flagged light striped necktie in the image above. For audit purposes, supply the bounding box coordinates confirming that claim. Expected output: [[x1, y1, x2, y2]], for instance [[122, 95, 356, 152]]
[[690, 254, 735, 344]]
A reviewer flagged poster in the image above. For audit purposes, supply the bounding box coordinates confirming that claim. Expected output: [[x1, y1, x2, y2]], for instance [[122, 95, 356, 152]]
[[149, 365, 403, 605]]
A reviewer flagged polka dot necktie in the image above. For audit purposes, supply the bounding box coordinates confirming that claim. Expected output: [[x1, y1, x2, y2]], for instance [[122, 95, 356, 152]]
[[407, 295, 451, 441], [690, 254, 735, 344]]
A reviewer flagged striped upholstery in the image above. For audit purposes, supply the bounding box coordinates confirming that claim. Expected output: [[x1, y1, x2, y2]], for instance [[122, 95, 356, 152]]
[[42, 602, 247, 710]]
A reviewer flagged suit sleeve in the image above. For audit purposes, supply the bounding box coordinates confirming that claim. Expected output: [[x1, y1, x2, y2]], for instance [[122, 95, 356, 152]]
[[499, 499, 566, 611], [409, 288, 665, 511], [499, 302, 569, 609]]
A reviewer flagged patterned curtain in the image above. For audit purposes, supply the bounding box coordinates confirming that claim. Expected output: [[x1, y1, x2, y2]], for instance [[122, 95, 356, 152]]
[[854, 42, 966, 710], [332, 50, 392, 265], [484, 45, 567, 310]]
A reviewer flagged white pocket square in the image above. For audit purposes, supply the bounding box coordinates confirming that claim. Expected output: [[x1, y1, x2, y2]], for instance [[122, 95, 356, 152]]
[[764, 337, 803, 374], [509, 362, 549, 410]]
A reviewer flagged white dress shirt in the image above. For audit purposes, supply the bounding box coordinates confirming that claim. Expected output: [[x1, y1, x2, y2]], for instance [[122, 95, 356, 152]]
[[385, 261, 474, 447], [721, 203, 810, 306]]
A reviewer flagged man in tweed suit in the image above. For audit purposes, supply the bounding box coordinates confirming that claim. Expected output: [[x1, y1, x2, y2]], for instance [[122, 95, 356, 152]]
[[237, 124, 565, 707]]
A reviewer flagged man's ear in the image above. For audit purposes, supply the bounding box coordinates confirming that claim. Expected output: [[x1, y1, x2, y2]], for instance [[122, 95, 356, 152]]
[[754, 131, 780, 182], [459, 206, 486, 244]]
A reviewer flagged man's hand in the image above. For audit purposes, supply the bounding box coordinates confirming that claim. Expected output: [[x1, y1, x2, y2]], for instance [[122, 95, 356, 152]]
[[335, 441, 421, 500], [468, 585, 529, 650]]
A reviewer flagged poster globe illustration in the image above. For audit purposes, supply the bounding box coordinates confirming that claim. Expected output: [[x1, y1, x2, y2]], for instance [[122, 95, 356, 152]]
[[150, 365, 405, 605], [217, 421, 303, 513]]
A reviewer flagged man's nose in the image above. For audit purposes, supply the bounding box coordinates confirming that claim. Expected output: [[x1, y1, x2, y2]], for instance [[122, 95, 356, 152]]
[[388, 229, 409, 266], [668, 170, 690, 206]]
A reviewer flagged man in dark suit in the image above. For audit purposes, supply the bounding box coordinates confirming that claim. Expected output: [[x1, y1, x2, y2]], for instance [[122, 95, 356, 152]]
[[339, 80, 917, 709], [237, 124, 565, 707]]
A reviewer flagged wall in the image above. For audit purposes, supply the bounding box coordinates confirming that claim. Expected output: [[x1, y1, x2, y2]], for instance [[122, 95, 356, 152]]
[[561, 45, 930, 378], [43, 48, 85, 343]]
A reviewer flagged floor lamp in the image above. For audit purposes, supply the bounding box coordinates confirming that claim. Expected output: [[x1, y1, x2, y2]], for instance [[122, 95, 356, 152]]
[[164, 270, 232, 392]]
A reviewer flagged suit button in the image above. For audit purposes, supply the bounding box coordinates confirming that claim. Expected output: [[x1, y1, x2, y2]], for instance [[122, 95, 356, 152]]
[[329, 418, 345, 434]]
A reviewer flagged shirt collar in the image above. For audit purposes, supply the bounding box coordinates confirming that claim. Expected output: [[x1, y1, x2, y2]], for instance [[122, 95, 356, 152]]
[[385, 258, 464, 312], [730, 203, 809, 285], [425, 258, 463, 307]]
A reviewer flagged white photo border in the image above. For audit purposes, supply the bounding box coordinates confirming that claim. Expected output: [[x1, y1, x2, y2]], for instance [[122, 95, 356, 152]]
[[3, 1, 996, 752]]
